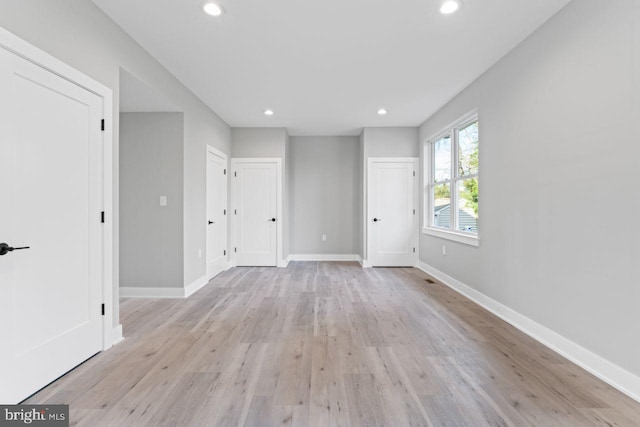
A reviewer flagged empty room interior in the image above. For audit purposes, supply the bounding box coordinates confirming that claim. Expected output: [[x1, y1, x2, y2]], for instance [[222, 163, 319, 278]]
[[2, 0, 640, 425]]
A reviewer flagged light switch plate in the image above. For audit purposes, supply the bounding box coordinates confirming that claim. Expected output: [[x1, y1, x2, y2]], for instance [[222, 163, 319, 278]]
[[160, 196, 167, 206]]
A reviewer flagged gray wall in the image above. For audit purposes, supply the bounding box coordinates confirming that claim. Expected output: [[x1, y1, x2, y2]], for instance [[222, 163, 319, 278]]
[[290, 136, 359, 255], [120, 113, 183, 288], [419, 0, 640, 377], [362, 127, 419, 260], [363, 127, 419, 158], [0, 0, 231, 326], [231, 128, 288, 158]]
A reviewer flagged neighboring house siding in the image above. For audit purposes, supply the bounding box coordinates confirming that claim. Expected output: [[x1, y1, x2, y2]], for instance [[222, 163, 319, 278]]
[[433, 205, 477, 233]]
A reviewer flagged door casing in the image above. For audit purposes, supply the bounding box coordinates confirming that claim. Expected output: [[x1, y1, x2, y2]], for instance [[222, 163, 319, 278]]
[[367, 157, 419, 267], [206, 145, 228, 278], [0, 27, 115, 404], [0, 27, 115, 350], [230, 158, 282, 267]]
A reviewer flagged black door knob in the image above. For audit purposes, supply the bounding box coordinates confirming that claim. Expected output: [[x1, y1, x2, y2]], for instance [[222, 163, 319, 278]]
[[0, 243, 30, 256], [208, 220, 215, 225], [269, 218, 276, 222], [373, 218, 382, 222]]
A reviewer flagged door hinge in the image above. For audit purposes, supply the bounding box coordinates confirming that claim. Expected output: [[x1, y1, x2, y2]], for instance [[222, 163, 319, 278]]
[[234, 247, 237, 253], [101, 304, 105, 316], [413, 247, 416, 253], [224, 250, 226, 256], [224, 209, 226, 215], [101, 119, 105, 131], [234, 209, 237, 215], [101, 211, 105, 223], [224, 169, 227, 175], [413, 171, 416, 177], [234, 171, 237, 177], [413, 209, 416, 215]]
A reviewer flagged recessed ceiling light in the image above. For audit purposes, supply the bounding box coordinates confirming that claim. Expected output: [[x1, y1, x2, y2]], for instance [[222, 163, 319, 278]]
[[264, 109, 274, 116], [203, 3, 223, 16], [377, 108, 388, 116], [440, 0, 461, 15]]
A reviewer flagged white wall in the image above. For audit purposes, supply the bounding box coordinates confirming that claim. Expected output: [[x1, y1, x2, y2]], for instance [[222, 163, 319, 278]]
[[290, 136, 359, 255], [120, 113, 184, 288], [419, 0, 640, 378], [362, 127, 419, 260], [0, 0, 231, 326]]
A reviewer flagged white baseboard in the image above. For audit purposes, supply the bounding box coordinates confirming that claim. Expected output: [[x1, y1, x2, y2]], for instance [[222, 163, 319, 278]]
[[290, 254, 359, 262], [416, 260, 640, 403], [278, 255, 291, 268], [185, 275, 209, 298], [360, 258, 371, 268], [121, 274, 212, 299], [110, 324, 124, 346], [119, 286, 185, 299]]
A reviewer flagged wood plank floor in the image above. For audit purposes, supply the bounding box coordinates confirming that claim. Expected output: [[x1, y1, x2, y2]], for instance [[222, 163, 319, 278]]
[[27, 262, 640, 426]]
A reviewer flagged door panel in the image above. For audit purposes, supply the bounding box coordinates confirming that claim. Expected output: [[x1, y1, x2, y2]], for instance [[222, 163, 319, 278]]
[[234, 162, 277, 266], [369, 159, 418, 267], [0, 48, 103, 403], [206, 149, 227, 278]]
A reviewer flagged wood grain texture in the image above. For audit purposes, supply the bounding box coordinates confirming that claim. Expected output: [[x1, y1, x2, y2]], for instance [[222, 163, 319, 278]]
[[26, 262, 640, 426]]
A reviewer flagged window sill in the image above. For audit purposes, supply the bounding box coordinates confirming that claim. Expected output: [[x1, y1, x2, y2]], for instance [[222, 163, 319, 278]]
[[421, 227, 480, 247]]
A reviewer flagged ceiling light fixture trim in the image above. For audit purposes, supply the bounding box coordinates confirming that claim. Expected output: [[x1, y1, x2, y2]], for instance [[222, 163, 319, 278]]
[[440, 0, 462, 15], [203, 3, 224, 16]]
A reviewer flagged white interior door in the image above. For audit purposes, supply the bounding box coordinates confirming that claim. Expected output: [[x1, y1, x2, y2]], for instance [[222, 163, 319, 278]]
[[0, 47, 103, 403], [368, 158, 418, 267], [233, 160, 278, 267], [206, 147, 228, 278]]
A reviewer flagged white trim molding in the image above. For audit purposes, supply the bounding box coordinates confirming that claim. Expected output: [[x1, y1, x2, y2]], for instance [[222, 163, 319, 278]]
[[120, 275, 215, 299], [0, 26, 115, 352], [422, 227, 480, 247], [230, 158, 283, 268], [120, 286, 186, 299], [110, 325, 124, 346], [415, 260, 640, 403], [367, 157, 420, 267], [290, 254, 360, 262], [278, 256, 291, 268], [185, 275, 210, 298]]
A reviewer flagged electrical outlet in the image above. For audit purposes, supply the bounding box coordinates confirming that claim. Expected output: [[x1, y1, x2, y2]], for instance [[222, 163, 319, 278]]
[[160, 195, 167, 206], [442, 246, 447, 255], [198, 249, 202, 259], [322, 234, 327, 241]]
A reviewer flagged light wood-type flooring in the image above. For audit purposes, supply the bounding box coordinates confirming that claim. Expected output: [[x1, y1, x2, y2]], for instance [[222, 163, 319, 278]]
[[27, 262, 640, 426]]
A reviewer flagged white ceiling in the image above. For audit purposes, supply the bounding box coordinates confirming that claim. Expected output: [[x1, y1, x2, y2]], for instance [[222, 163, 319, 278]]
[[94, 0, 570, 135]]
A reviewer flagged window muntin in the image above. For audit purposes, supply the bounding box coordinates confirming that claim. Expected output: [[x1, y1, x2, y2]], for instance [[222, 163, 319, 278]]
[[426, 116, 479, 237]]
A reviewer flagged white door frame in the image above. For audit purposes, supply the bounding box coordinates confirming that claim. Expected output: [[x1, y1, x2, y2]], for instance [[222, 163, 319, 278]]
[[230, 158, 283, 267], [0, 27, 116, 349], [206, 145, 228, 278], [367, 157, 419, 267]]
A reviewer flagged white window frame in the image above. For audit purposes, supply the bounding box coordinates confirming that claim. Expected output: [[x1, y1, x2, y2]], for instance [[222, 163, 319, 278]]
[[423, 110, 480, 247]]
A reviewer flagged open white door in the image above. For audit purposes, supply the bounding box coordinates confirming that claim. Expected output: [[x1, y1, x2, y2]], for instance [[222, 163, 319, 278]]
[[232, 159, 280, 267], [0, 47, 104, 403], [206, 146, 228, 279], [368, 158, 419, 267]]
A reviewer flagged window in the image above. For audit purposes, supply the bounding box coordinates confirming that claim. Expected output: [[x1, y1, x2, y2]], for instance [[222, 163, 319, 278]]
[[424, 113, 479, 245]]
